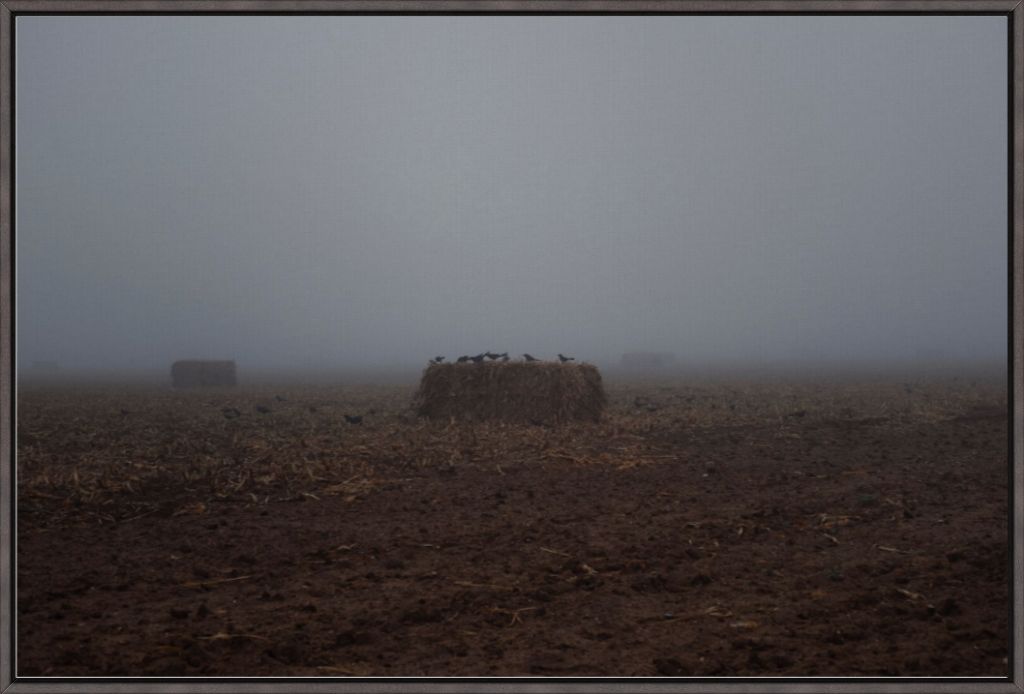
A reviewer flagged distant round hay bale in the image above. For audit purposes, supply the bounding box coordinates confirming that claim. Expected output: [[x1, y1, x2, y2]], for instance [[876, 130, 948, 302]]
[[171, 360, 237, 388], [621, 352, 676, 369], [414, 361, 606, 424]]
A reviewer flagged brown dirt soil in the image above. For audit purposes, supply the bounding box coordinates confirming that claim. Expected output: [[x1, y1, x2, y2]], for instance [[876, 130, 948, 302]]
[[16, 375, 1010, 676]]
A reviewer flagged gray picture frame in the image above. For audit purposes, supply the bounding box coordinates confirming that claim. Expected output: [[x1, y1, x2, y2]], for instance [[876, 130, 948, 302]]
[[0, 1, 1021, 692]]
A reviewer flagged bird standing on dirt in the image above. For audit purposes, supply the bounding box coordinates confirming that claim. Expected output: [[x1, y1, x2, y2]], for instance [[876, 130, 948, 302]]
[[523, 354, 539, 362], [558, 354, 575, 363], [344, 414, 363, 424]]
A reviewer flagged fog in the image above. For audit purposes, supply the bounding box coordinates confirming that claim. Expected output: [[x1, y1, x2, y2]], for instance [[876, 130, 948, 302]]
[[15, 15, 1008, 376]]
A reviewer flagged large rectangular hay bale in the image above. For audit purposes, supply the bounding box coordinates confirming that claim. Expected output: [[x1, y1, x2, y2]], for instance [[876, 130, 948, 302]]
[[414, 361, 605, 424], [171, 360, 237, 388]]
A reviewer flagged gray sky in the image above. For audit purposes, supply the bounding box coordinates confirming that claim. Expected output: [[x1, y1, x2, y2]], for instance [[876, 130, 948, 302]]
[[15, 15, 1008, 371]]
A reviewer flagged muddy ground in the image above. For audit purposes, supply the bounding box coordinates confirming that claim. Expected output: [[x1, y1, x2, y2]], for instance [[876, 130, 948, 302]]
[[16, 373, 1010, 676]]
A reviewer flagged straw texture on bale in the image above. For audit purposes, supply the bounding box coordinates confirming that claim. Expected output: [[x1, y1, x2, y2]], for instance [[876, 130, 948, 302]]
[[414, 361, 606, 424], [171, 360, 237, 388]]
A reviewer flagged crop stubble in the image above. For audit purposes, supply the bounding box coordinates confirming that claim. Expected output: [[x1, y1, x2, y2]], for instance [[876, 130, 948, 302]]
[[15, 375, 1009, 676]]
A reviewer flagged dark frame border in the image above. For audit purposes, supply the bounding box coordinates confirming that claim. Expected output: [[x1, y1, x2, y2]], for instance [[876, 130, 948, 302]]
[[0, 2, 1021, 693]]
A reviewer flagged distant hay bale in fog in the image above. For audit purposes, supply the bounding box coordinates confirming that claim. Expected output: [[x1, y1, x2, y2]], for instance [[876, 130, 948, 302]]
[[171, 360, 237, 388], [414, 361, 606, 424], [620, 352, 677, 369]]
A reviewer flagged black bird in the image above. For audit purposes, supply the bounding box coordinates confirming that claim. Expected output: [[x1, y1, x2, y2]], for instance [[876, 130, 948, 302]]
[[344, 414, 363, 425], [523, 353, 539, 362], [485, 352, 501, 360], [456, 355, 470, 363], [430, 356, 445, 364], [255, 405, 271, 414], [470, 353, 486, 364], [558, 354, 575, 363]]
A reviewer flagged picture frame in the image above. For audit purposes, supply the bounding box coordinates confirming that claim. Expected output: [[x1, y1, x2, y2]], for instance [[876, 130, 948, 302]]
[[1, 2, 1021, 692]]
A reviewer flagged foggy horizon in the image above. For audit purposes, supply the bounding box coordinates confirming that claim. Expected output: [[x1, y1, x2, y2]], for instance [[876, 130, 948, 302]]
[[15, 15, 1009, 374]]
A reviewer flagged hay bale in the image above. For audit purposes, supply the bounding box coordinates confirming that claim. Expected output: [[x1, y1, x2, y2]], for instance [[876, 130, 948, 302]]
[[414, 361, 605, 424], [171, 360, 237, 388]]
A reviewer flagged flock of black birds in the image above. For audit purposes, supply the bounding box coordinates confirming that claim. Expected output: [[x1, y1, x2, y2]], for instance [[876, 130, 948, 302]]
[[429, 352, 576, 364]]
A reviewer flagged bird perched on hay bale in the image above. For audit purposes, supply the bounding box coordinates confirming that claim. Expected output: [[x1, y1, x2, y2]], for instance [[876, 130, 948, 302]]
[[558, 354, 575, 363], [414, 360, 605, 424], [523, 353, 539, 362]]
